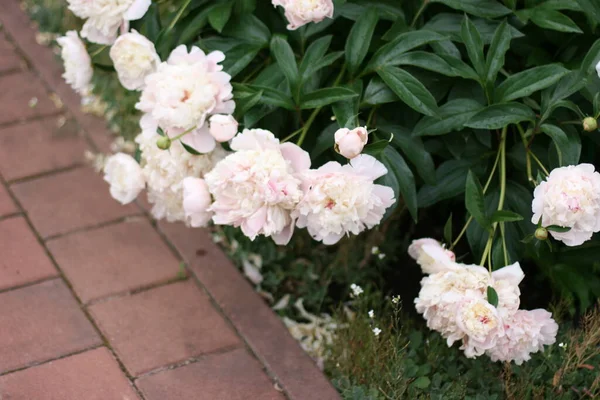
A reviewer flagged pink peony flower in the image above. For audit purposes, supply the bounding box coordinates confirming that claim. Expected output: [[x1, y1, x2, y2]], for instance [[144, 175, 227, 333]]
[[487, 309, 558, 365], [209, 114, 238, 142], [334, 127, 368, 159], [204, 129, 310, 245], [182, 177, 213, 228], [272, 0, 334, 30], [136, 45, 235, 154], [531, 164, 600, 246], [408, 238, 456, 275], [294, 155, 395, 245]]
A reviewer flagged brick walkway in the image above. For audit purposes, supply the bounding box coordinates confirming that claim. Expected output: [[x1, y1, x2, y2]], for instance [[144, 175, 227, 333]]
[[0, 2, 339, 399]]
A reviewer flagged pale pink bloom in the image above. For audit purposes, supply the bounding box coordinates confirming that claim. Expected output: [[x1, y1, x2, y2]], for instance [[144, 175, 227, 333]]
[[334, 127, 368, 159], [182, 177, 212, 228], [294, 155, 395, 245], [455, 290, 504, 358], [136, 45, 235, 154], [67, 0, 151, 44], [209, 114, 238, 142], [110, 30, 160, 90], [487, 309, 558, 365], [490, 262, 524, 319], [272, 0, 334, 30], [205, 129, 310, 245], [57, 31, 93, 96], [531, 164, 600, 246], [103, 152, 145, 204], [408, 238, 456, 275]]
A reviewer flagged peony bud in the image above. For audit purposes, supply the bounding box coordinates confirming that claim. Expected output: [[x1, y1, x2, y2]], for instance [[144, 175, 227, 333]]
[[209, 114, 238, 142], [583, 117, 598, 132], [156, 136, 171, 150], [535, 227, 548, 241], [103, 153, 145, 205], [334, 126, 369, 159]]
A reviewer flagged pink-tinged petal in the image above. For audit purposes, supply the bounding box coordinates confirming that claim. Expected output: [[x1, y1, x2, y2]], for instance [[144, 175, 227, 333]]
[[272, 220, 295, 245], [124, 0, 151, 20], [167, 45, 190, 64], [350, 154, 388, 180], [180, 125, 217, 154], [81, 20, 118, 45], [280, 142, 311, 172], [230, 129, 279, 151], [491, 262, 525, 286], [322, 232, 344, 245], [213, 99, 236, 115], [182, 177, 213, 227], [373, 184, 395, 207], [241, 206, 268, 239]]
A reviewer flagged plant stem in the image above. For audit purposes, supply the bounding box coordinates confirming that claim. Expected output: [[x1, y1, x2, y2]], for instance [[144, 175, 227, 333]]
[[171, 125, 197, 141], [410, 1, 429, 28], [281, 127, 304, 143], [530, 152, 550, 176], [167, 0, 192, 32], [89, 45, 107, 58]]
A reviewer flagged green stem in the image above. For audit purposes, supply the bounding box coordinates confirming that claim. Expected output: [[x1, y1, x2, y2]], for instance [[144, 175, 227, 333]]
[[89, 45, 107, 58], [410, 1, 429, 28], [281, 127, 304, 143], [171, 125, 197, 141], [530, 152, 550, 176], [167, 0, 192, 32], [366, 106, 378, 127]]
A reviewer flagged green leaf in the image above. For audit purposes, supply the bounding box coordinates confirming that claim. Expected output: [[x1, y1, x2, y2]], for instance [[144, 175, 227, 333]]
[[487, 286, 499, 307], [345, 7, 379, 76], [540, 124, 579, 166], [311, 123, 338, 159], [363, 140, 389, 156], [546, 225, 572, 232], [460, 15, 485, 78], [270, 35, 299, 96], [363, 77, 399, 105], [181, 142, 202, 155], [222, 14, 270, 46], [233, 90, 262, 120], [444, 214, 453, 244], [465, 170, 489, 229], [431, 0, 511, 18], [178, 5, 214, 44], [495, 64, 569, 103], [412, 376, 431, 390], [424, 13, 524, 44], [299, 35, 332, 80], [418, 160, 473, 207], [465, 103, 535, 129], [438, 54, 480, 80], [300, 87, 358, 109], [579, 38, 600, 77], [377, 66, 439, 117], [380, 147, 418, 222], [301, 51, 345, 81], [490, 210, 524, 223], [576, 0, 600, 23], [485, 20, 512, 87], [140, 3, 162, 42], [331, 80, 362, 129], [413, 99, 483, 136], [366, 30, 447, 71], [208, 1, 233, 33], [222, 44, 261, 78], [529, 9, 583, 33], [394, 51, 463, 77], [245, 84, 295, 110]]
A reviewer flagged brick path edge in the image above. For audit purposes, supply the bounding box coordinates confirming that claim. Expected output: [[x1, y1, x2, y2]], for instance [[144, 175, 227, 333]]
[[0, 2, 341, 399]]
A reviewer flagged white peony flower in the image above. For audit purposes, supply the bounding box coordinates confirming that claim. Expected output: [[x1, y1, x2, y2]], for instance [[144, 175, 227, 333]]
[[57, 31, 93, 96], [531, 164, 600, 246], [408, 238, 456, 275], [205, 129, 310, 244], [294, 155, 395, 245], [136, 45, 235, 154], [110, 30, 160, 91], [334, 126, 368, 159], [67, 0, 151, 44], [136, 115, 227, 222], [103, 152, 145, 204], [182, 177, 212, 228], [487, 309, 558, 365], [209, 114, 238, 142], [272, 0, 334, 30]]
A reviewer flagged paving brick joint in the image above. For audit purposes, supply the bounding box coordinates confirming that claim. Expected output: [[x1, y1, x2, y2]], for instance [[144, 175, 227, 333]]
[[0, 1, 341, 399]]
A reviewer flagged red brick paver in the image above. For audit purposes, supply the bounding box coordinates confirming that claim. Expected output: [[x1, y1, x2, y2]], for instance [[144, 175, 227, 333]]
[[0, 1, 341, 399], [137, 348, 285, 400], [0, 348, 140, 400]]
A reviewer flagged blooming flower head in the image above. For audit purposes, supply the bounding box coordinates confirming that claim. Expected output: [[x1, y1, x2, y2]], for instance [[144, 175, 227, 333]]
[[67, 0, 151, 44], [294, 155, 395, 245], [103, 152, 145, 204], [205, 129, 310, 244], [110, 30, 160, 91], [531, 164, 600, 246], [487, 309, 558, 365], [272, 0, 334, 30], [373, 327, 382, 337], [334, 126, 368, 159], [455, 290, 504, 358], [368, 310, 374, 319], [57, 31, 93, 96], [136, 45, 234, 153], [182, 177, 212, 228], [350, 283, 363, 298], [408, 238, 456, 275]]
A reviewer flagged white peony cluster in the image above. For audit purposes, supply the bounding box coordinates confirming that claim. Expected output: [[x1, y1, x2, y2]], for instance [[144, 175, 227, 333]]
[[109, 30, 160, 91], [272, 0, 334, 30], [531, 164, 600, 246], [67, 0, 151, 44], [57, 31, 93, 96], [136, 45, 235, 154], [410, 239, 558, 363]]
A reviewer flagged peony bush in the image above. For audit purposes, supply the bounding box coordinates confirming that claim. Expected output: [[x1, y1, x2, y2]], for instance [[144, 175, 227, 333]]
[[33, 0, 600, 389]]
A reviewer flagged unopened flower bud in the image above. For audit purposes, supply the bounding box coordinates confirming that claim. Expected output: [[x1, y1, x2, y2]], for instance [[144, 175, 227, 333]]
[[209, 114, 238, 142], [156, 136, 171, 150], [535, 227, 548, 241], [583, 117, 597, 132], [334, 126, 369, 159]]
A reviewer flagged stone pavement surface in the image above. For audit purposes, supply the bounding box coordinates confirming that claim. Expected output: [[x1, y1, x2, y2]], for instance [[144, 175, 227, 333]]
[[0, 2, 340, 399]]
